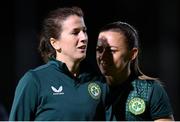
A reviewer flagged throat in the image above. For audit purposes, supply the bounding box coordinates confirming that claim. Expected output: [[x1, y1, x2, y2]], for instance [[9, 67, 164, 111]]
[[68, 63, 80, 77], [106, 70, 131, 86]]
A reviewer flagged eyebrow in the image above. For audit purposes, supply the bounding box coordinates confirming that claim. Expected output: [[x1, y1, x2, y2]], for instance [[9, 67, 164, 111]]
[[98, 37, 107, 42], [97, 41, 120, 49], [73, 26, 87, 31]]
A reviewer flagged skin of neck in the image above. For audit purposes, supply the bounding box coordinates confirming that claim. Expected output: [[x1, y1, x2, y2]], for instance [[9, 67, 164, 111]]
[[56, 55, 81, 76], [106, 63, 131, 87]]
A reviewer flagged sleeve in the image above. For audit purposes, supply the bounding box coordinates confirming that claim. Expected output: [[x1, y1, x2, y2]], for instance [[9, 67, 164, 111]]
[[149, 81, 173, 120], [9, 71, 39, 121]]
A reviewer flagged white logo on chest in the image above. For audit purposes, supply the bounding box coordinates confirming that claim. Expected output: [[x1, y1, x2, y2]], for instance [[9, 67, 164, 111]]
[[51, 86, 64, 95]]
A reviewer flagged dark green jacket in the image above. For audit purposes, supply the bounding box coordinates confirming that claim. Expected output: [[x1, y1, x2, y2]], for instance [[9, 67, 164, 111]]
[[110, 78, 173, 121], [9, 59, 109, 121]]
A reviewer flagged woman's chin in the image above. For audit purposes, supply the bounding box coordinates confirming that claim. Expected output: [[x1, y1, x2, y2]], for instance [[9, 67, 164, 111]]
[[75, 55, 86, 62]]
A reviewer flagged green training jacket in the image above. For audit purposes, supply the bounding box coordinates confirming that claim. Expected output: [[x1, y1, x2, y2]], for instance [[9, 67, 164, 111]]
[[110, 78, 173, 121], [9, 59, 109, 121]]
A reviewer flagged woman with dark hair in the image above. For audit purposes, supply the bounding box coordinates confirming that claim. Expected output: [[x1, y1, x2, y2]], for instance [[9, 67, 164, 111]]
[[9, 6, 109, 121], [96, 21, 174, 121]]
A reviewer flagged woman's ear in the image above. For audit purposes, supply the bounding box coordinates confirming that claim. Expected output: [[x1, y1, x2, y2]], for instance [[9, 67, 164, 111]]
[[130, 48, 138, 61], [50, 38, 60, 50]]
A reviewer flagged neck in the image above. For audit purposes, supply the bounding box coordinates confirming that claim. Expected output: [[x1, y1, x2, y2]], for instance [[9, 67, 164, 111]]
[[106, 64, 131, 87], [56, 55, 80, 76]]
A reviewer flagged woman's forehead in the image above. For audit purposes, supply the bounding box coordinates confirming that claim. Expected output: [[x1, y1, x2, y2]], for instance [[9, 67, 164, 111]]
[[98, 31, 126, 46]]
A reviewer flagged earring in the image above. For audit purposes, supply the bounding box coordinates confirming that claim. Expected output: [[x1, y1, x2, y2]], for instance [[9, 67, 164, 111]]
[[57, 48, 62, 53]]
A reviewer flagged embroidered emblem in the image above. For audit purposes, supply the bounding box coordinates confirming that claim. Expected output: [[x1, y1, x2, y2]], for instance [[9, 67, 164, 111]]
[[128, 97, 145, 115], [88, 83, 101, 99], [51, 86, 64, 95]]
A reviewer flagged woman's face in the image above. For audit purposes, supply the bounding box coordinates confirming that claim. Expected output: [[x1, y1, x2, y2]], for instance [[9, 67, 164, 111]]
[[96, 31, 131, 77], [53, 15, 88, 62]]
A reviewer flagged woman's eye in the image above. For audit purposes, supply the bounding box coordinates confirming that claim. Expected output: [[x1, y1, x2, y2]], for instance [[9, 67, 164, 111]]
[[111, 51, 116, 54], [105, 48, 117, 54], [72, 31, 79, 35], [109, 49, 118, 54], [83, 29, 87, 33], [110, 49, 116, 53], [96, 47, 104, 53]]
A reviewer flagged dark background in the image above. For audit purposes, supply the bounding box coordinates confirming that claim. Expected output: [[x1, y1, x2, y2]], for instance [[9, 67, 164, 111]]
[[0, 0, 179, 120]]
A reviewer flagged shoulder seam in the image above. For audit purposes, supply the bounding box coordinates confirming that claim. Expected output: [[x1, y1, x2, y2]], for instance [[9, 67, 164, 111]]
[[28, 70, 41, 105]]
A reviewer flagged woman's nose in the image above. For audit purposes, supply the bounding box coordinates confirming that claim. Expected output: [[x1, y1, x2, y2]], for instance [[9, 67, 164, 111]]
[[79, 31, 88, 43]]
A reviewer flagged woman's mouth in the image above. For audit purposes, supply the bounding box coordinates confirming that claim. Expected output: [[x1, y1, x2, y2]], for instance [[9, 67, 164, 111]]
[[77, 45, 86, 49]]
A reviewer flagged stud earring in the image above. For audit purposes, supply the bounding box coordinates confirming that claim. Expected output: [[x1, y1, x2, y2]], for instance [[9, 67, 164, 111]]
[[57, 48, 62, 53]]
